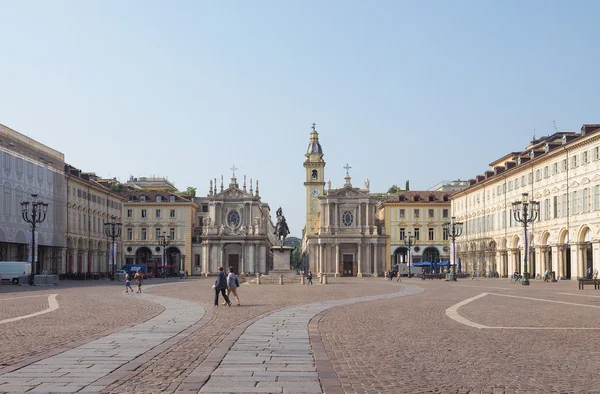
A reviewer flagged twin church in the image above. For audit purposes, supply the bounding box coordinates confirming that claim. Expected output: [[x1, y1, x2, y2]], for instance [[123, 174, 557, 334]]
[[302, 125, 386, 277]]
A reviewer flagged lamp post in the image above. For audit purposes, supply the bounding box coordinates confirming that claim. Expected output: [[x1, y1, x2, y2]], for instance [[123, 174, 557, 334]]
[[158, 231, 170, 277], [443, 217, 463, 281], [512, 192, 539, 286], [21, 194, 49, 285], [403, 232, 414, 277], [104, 215, 122, 280]]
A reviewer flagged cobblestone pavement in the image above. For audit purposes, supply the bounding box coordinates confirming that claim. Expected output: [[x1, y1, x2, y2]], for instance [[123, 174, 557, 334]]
[[2, 277, 598, 393], [104, 277, 401, 393], [0, 292, 204, 393], [318, 278, 600, 394], [0, 281, 164, 369]]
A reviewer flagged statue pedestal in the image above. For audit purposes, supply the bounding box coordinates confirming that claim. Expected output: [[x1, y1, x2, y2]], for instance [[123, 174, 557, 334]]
[[270, 246, 295, 276]]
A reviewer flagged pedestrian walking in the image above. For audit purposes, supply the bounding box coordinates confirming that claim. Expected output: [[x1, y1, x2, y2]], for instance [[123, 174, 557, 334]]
[[214, 267, 231, 307], [472, 269, 477, 280], [307, 271, 313, 285], [125, 273, 133, 293], [543, 268, 550, 282], [226, 266, 241, 306], [135, 269, 143, 293], [587, 266, 593, 279]]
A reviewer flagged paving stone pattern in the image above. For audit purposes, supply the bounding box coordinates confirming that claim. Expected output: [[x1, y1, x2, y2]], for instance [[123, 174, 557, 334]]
[[0, 292, 204, 393], [318, 279, 600, 394], [103, 278, 405, 393], [0, 286, 164, 368], [197, 285, 424, 393]]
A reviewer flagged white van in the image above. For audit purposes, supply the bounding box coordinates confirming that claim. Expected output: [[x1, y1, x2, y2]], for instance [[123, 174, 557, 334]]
[[0, 262, 32, 284]]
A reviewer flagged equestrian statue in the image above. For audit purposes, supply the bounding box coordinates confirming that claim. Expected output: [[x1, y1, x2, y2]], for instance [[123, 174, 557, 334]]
[[274, 207, 290, 244]]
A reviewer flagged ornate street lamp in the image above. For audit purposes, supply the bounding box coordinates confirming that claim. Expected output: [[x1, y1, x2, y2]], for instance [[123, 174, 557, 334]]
[[104, 215, 122, 280], [21, 194, 49, 285], [443, 217, 463, 281], [158, 231, 170, 277], [512, 192, 539, 285], [403, 232, 415, 277]]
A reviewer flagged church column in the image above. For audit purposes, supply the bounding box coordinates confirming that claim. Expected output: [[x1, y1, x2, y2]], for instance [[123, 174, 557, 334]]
[[357, 203, 362, 231], [366, 203, 370, 235], [332, 202, 337, 229], [357, 243, 362, 277], [240, 244, 245, 274], [576, 243, 584, 279], [373, 243, 378, 277], [335, 243, 340, 277]]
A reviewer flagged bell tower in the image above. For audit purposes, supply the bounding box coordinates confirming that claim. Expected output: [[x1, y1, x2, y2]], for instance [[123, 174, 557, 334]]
[[303, 123, 326, 235]]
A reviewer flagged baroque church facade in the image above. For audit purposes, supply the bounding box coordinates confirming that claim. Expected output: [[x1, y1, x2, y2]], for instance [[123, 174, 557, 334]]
[[302, 125, 386, 277], [191, 170, 276, 275]]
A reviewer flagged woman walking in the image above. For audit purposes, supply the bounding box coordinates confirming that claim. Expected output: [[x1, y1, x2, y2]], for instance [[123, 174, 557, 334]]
[[214, 267, 231, 307], [226, 266, 241, 306], [307, 271, 313, 285]]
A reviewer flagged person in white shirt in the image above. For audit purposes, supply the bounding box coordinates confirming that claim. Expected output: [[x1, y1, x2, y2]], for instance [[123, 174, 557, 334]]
[[226, 267, 241, 306]]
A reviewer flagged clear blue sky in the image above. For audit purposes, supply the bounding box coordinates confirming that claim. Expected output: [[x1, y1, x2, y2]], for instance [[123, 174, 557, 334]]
[[1, 1, 599, 236]]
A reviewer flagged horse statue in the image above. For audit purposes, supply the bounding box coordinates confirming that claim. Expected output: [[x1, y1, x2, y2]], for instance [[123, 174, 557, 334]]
[[274, 207, 290, 244]]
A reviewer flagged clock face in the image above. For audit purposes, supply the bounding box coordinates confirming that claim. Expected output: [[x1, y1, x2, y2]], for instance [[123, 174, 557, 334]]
[[311, 188, 320, 196]]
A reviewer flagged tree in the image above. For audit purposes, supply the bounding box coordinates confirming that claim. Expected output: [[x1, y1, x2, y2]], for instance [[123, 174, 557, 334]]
[[291, 246, 303, 270], [387, 185, 399, 194], [405, 180, 410, 191], [185, 186, 196, 197]]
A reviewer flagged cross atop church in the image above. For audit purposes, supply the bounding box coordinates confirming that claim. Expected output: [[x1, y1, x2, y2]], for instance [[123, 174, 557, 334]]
[[343, 163, 352, 175], [230, 165, 238, 178], [312, 123, 316, 131]]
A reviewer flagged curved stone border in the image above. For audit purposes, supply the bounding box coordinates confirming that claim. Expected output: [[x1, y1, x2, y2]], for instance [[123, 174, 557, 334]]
[[0, 288, 205, 393], [0, 294, 58, 326], [194, 285, 424, 393]]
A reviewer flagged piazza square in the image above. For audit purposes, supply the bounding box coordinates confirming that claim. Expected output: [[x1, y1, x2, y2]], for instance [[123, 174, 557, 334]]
[[1, 277, 600, 393], [2, 2, 600, 393]]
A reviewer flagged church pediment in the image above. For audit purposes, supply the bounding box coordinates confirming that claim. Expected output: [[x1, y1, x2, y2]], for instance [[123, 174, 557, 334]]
[[214, 186, 254, 200], [326, 187, 370, 199]]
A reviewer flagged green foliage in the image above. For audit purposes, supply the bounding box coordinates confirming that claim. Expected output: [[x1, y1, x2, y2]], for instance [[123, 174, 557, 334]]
[[405, 180, 410, 191], [387, 185, 399, 194], [185, 186, 197, 197], [291, 246, 303, 270]]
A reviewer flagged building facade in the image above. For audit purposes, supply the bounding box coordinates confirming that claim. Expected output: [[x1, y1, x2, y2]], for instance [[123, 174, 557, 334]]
[[0, 123, 67, 273], [302, 125, 386, 277], [191, 173, 274, 276], [121, 186, 197, 276], [378, 191, 453, 272], [65, 165, 124, 275], [452, 124, 600, 279]]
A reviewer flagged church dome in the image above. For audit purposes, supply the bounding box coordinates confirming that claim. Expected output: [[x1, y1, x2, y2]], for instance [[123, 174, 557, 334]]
[[307, 124, 323, 154]]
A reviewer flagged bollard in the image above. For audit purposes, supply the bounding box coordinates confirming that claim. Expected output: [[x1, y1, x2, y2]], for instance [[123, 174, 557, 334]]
[[279, 274, 284, 285], [300, 274, 305, 285], [257, 273, 261, 285], [322, 273, 328, 284]]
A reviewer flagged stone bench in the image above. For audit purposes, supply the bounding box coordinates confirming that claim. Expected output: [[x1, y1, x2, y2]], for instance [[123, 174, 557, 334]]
[[578, 278, 600, 290]]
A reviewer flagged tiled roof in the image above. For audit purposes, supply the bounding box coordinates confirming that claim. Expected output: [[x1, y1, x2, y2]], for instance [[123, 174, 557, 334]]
[[382, 190, 453, 204]]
